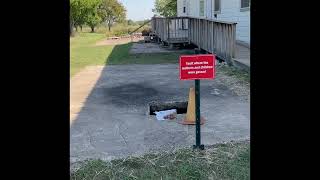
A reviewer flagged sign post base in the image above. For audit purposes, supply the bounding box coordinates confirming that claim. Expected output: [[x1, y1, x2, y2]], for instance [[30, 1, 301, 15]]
[[193, 144, 204, 150]]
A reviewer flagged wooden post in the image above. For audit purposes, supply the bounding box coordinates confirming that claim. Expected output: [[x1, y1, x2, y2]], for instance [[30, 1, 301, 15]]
[[208, 20, 210, 51], [198, 19, 201, 49], [211, 21, 214, 53], [167, 19, 170, 43], [187, 19, 191, 44], [232, 24, 236, 58]]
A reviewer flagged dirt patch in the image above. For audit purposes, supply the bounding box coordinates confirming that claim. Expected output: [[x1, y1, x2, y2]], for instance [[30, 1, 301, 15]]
[[95, 36, 144, 46]]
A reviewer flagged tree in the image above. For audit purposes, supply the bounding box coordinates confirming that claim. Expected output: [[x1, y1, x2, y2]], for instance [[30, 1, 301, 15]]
[[86, 13, 101, 32], [70, 0, 90, 32], [70, 0, 103, 34], [70, 0, 127, 34], [155, 0, 177, 17], [70, 9, 74, 36], [85, 0, 102, 32], [127, 19, 135, 26], [70, 0, 79, 35], [99, 0, 126, 31]]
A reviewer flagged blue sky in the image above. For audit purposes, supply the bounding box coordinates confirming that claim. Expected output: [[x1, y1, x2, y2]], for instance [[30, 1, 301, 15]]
[[119, 0, 155, 21]]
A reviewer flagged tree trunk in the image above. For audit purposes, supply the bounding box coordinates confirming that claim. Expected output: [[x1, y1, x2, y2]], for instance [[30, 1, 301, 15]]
[[91, 26, 95, 33], [108, 24, 111, 32], [75, 26, 78, 32], [80, 25, 83, 32]]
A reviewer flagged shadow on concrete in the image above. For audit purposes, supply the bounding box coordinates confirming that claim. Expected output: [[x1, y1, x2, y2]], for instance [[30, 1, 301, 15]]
[[70, 42, 250, 164], [70, 42, 184, 163]]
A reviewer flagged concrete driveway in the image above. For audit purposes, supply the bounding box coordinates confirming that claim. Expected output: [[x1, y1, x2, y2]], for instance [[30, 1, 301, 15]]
[[70, 64, 250, 164]]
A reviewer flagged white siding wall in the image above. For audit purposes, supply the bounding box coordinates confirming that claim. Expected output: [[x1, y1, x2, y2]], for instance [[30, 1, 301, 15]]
[[177, 0, 189, 29], [177, 0, 250, 44], [177, 0, 185, 17], [213, 0, 250, 44], [189, 0, 199, 17], [206, 0, 212, 18]]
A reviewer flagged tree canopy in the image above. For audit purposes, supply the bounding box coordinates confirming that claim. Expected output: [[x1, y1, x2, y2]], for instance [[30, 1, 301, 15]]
[[98, 0, 126, 31], [154, 0, 177, 17], [70, 0, 126, 34]]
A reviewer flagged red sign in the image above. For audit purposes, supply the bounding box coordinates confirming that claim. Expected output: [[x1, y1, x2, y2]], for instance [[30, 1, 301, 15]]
[[179, 54, 215, 80]]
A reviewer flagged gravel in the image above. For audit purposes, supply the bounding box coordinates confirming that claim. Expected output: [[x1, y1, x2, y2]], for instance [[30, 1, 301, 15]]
[[215, 62, 250, 101]]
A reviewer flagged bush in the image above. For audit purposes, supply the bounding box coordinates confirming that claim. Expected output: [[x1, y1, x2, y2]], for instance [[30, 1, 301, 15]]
[[105, 24, 132, 37], [77, 23, 152, 37]]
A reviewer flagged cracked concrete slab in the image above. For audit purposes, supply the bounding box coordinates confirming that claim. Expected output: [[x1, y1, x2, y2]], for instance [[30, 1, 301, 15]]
[[70, 64, 250, 165]]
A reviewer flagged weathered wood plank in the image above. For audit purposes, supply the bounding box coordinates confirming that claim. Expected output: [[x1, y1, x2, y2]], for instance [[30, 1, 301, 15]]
[[207, 21, 212, 52], [199, 19, 200, 47], [206, 21, 209, 51], [227, 24, 230, 58], [232, 24, 236, 58], [222, 24, 226, 58], [151, 17, 236, 65]]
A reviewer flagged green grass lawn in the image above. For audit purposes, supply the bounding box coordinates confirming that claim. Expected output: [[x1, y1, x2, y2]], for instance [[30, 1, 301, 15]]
[[218, 65, 250, 83], [107, 45, 193, 65], [70, 33, 194, 77], [70, 33, 114, 76], [71, 141, 250, 180]]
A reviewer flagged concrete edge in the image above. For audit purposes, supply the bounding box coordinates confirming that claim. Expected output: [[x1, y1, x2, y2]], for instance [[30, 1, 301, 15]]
[[232, 58, 250, 72], [236, 40, 250, 49]]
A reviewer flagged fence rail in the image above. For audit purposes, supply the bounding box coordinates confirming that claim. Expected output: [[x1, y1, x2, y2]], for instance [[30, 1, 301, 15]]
[[151, 17, 236, 65]]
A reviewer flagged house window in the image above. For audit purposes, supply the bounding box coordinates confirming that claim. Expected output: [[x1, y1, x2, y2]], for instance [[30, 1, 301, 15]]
[[199, 0, 205, 16], [183, 0, 187, 15], [241, 0, 250, 11], [214, 0, 221, 13]]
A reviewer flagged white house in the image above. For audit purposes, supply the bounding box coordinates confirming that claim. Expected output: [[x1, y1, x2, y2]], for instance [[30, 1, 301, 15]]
[[177, 0, 250, 45]]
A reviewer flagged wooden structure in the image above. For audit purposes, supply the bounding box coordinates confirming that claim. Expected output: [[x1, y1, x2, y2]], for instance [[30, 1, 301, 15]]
[[151, 17, 189, 44], [151, 16, 237, 65]]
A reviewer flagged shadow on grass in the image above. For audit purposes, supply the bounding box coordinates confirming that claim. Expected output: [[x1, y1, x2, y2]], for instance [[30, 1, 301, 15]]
[[106, 42, 133, 65]]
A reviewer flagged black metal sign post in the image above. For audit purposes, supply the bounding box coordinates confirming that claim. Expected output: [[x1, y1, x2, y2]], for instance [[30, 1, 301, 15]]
[[193, 49, 204, 150]]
